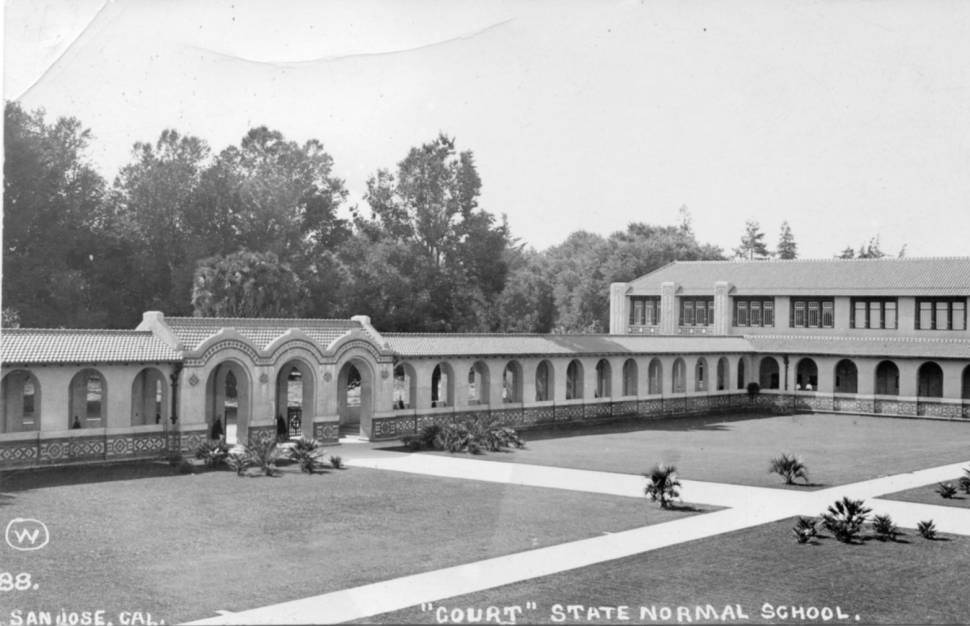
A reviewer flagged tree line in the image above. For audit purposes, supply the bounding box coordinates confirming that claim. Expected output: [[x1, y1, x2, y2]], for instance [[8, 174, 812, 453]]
[[6, 102, 873, 334]]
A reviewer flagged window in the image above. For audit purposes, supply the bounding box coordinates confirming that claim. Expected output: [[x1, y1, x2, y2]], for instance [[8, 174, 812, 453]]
[[734, 298, 774, 327], [790, 298, 834, 328], [850, 298, 898, 329], [629, 296, 660, 326], [680, 297, 713, 326], [916, 298, 967, 330], [23, 380, 35, 415]]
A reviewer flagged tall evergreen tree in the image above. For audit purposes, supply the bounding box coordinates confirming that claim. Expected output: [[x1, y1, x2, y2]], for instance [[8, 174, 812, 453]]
[[776, 221, 798, 259], [733, 220, 770, 260]]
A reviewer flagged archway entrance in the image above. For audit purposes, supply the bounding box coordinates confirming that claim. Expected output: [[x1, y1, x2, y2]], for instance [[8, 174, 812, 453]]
[[338, 360, 373, 437], [276, 360, 314, 439], [205, 361, 250, 445]]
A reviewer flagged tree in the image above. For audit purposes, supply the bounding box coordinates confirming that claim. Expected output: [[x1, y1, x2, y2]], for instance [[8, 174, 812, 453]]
[[776, 221, 798, 259], [733, 220, 769, 260], [3, 102, 108, 327], [643, 464, 681, 509], [496, 248, 556, 333], [838, 235, 885, 259], [191, 249, 306, 317]]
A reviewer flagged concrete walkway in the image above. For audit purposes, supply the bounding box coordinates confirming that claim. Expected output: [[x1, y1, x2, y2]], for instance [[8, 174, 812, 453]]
[[187, 452, 970, 625]]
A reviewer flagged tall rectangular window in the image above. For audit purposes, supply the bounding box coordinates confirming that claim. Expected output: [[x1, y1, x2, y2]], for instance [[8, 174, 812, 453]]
[[736, 301, 748, 326], [854, 301, 866, 329], [822, 301, 834, 327], [919, 301, 933, 329], [793, 301, 806, 327], [750, 301, 762, 326], [954, 301, 966, 330], [807, 301, 820, 327], [884, 301, 896, 329], [629, 297, 661, 327], [763, 301, 774, 326], [917, 298, 968, 330]]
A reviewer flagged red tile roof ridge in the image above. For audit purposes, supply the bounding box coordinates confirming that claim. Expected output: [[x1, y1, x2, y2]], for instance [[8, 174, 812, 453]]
[[3, 328, 155, 334], [165, 316, 358, 323], [747, 334, 970, 344], [670, 256, 970, 264]]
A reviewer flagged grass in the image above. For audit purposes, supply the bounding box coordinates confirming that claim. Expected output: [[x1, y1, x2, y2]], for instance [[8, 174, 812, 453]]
[[393, 412, 970, 488], [362, 518, 970, 624], [0, 462, 699, 624], [880, 481, 970, 509]]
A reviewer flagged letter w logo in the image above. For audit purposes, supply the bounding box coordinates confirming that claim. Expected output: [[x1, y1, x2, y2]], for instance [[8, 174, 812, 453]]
[[5, 518, 50, 551]]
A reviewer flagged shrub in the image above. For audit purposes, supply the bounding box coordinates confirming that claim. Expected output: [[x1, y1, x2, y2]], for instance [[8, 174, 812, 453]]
[[936, 482, 958, 499], [329, 455, 343, 469], [401, 435, 422, 451], [960, 474, 970, 495], [871, 514, 899, 541], [419, 424, 442, 449], [821, 497, 871, 543], [917, 519, 937, 540], [791, 516, 818, 544], [769, 453, 809, 485], [248, 439, 283, 476], [176, 458, 194, 475], [402, 418, 524, 455], [225, 447, 252, 476], [746, 382, 761, 399], [643, 464, 681, 509], [289, 437, 326, 474], [195, 440, 229, 468]]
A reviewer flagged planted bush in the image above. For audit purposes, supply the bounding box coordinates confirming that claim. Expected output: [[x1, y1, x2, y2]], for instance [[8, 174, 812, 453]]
[[871, 514, 899, 542], [917, 519, 937, 540], [769, 453, 809, 485], [226, 440, 283, 477], [791, 516, 818, 544], [643, 464, 681, 509], [960, 469, 970, 495], [289, 437, 326, 474], [195, 440, 229, 468], [402, 418, 523, 455], [746, 382, 760, 399], [821, 497, 871, 543], [936, 482, 958, 499], [329, 455, 343, 469]]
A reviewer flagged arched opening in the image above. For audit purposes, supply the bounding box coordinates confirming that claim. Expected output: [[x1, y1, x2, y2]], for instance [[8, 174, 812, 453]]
[[205, 361, 250, 444], [737, 358, 746, 390], [393, 362, 417, 410], [622, 359, 638, 396], [648, 358, 663, 395], [338, 359, 374, 436], [503, 360, 523, 403], [759, 357, 780, 390], [2, 370, 40, 433], [716, 357, 729, 391], [834, 359, 858, 394], [917, 362, 944, 398], [963, 365, 970, 400], [795, 358, 818, 391], [69, 369, 106, 429], [276, 360, 315, 438], [694, 358, 708, 392], [431, 362, 453, 407], [874, 360, 900, 395], [535, 360, 554, 402], [131, 367, 168, 425], [468, 361, 490, 405], [595, 359, 612, 398], [672, 358, 686, 393], [566, 360, 584, 400]]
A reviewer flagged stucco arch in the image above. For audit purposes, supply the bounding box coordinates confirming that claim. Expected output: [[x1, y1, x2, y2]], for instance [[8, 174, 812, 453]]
[[131, 367, 168, 425], [69, 368, 106, 429], [622, 359, 638, 396], [535, 360, 555, 402], [694, 357, 708, 392], [204, 358, 252, 444], [2, 369, 40, 433], [503, 360, 523, 403], [393, 362, 418, 409], [759, 357, 780, 390], [595, 359, 612, 398], [648, 358, 663, 395], [875, 360, 900, 395], [468, 361, 491, 405], [337, 354, 378, 437], [716, 357, 729, 391], [834, 359, 858, 394], [276, 358, 316, 438], [566, 359, 584, 400], [431, 361, 454, 407], [795, 358, 818, 390], [672, 358, 686, 393], [917, 361, 943, 398]]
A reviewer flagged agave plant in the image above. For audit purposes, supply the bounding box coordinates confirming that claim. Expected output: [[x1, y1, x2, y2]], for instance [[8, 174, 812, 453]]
[[871, 514, 899, 542], [791, 516, 818, 544], [821, 496, 871, 543], [936, 482, 958, 499], [917, 519, 937, 540], [643, 464, 681, 509], [769, 453, 809, 485]]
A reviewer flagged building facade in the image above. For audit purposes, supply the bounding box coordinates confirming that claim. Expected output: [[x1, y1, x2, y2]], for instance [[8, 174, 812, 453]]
[[2, 257, 969, 469]]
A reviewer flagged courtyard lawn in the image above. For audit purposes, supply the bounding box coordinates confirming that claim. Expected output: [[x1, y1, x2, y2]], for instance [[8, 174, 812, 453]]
[[880, 480, 970, 509], [390, 412, 970, 489], [362, 517, 970, 625], [0, 462, 699, 624]]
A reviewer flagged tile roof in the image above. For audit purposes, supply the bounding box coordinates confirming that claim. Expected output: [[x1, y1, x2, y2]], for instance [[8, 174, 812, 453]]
[[1, 329, 181, 365], [628, 257, 970, 296], [384, 333, 753, 358], [163, 317, 360, 351], [745, 334, 970, 360]]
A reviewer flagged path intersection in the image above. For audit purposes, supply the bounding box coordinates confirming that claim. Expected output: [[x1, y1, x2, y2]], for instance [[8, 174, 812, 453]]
[[188, 448, 970, 625]]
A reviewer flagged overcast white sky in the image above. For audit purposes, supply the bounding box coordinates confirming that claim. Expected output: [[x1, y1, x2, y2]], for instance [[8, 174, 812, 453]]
[[4, 0, 970, 258]]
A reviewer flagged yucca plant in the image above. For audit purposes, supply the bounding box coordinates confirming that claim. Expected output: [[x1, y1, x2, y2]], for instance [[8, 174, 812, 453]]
[[769, 453, 809, 485], [871, 514, 899, 541], [936, 482, 958, 499], [289, 436, 326, 474], [917, 519, 937, 540], [643, 464, 681, 509], [248, 438, 284, 476], [195, 440, 229, 468], [791, 516, 818, 544], [225, 447, 252, 476], [821, 497, 871, 543]]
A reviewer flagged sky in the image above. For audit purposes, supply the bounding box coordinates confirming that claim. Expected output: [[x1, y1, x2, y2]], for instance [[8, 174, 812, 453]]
[[4, 0, 970, 258]]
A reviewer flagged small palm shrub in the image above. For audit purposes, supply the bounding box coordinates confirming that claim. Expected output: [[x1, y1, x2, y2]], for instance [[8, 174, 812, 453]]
[[821, 497, 871, 543], [791, 516, 818, 544], [917, 519, 937, 540], [329, 455, 343, 469], [419, 424, 442, 448], [643, 464, 681, 509], [402, 419, 524, 454], [769, 453, 809, 485], [871, 514, 899, 541], [936, 482, 958, 499], [289, 437, 326, 474], [248, 439, 283, 476], [195, 440, 229, 468], [746, 382, 760, 399]]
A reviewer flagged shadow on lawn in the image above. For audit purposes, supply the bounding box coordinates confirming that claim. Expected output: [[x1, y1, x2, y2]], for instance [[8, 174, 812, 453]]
[[522, 412, 769, 442], [0, 492, 15, 505], [0, 461, 177, 492]]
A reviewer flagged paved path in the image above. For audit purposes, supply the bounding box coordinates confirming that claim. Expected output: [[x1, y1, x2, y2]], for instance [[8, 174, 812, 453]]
[[187, 452, 970, 625]]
